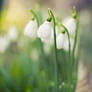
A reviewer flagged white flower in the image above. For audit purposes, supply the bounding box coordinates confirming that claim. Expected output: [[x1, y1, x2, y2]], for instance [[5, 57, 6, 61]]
[[7, 26, 18, 41], [41, 26, 60, 44], [0, 36, 10, 53], [24, 20, 38, 39], [56, 34, 66, 49], [78, 62, 87, 80], [37, 21, 52, 42], [62, 17, 76, 35]]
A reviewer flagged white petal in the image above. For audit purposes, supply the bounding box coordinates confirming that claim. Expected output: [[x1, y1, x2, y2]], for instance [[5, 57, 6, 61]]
[[56, 34, 66, 49], [7, 26, 18, 41], [41, 37, 53, 45], [24, 20, 37, 39], [37, 21, 52, 40], [0, 36, 10, 53], [62, 17, 76, 35]]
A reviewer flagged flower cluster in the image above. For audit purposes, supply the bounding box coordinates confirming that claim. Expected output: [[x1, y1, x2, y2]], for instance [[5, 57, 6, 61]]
[[24, 8, 79, 92], [24, 16, 76, 50], [24, 19, 38, 39]]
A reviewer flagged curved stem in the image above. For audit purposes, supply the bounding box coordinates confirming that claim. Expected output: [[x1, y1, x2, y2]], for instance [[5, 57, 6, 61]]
[[61, 24, 72, 92], [71, 19, 79, 92], [61, 24, 71, 58], [30, 9, 45, 63], [48, 8, 58, 92], [71, 7, 79, 65], [73, 39, 80, 92], [31, 9, 50, 92], [30, 10, 40, 27], [72, 20, 79, 64]]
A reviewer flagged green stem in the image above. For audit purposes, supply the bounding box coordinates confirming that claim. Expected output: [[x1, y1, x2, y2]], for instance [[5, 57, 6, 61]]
[[61, 24, 71, 58], [30, 10, 45, 62], [71, 19, 79, 85], [71, 14, 79, 91], [30, 10, 40, 27], [48, 8, 58, 92], [61, 24, 72, 92], [72, 20, 79, 65], [73, 39, 80, 92]]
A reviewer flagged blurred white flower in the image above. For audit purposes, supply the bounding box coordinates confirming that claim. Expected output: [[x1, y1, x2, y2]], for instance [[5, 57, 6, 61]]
[[24, 20, 38, 39], [78, 62, 87, 81], [37, 21, 52, 42], [62, 17, 76, 35], [7, 26, 18, 41], [0, 36, 10, 53], [56, 34, 66, 49], [41, 37, 53, 45]]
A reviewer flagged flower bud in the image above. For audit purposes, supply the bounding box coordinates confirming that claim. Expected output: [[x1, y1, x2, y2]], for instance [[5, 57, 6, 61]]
[[62, 17, 76, 35], [24, 19, 38, 39]]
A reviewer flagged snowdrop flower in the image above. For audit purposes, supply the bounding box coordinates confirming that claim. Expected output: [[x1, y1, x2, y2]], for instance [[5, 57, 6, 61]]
[[37, 21, 52, 42], [0, 36, 10, 53], [7, 26, 18, 41], [24, 19, 38, 39], [56, 33, 66, 49], [62, 17, 76, 35], [41, 26, 60, 44]]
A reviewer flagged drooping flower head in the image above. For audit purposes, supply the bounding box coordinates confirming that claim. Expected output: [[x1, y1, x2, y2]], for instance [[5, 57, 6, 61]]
[[56, 33, 66, 49], [37, 21, 52, 42], [62, 17, 76, 35], [7, 26, 18, 41], [24, 19, 38, 39]]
